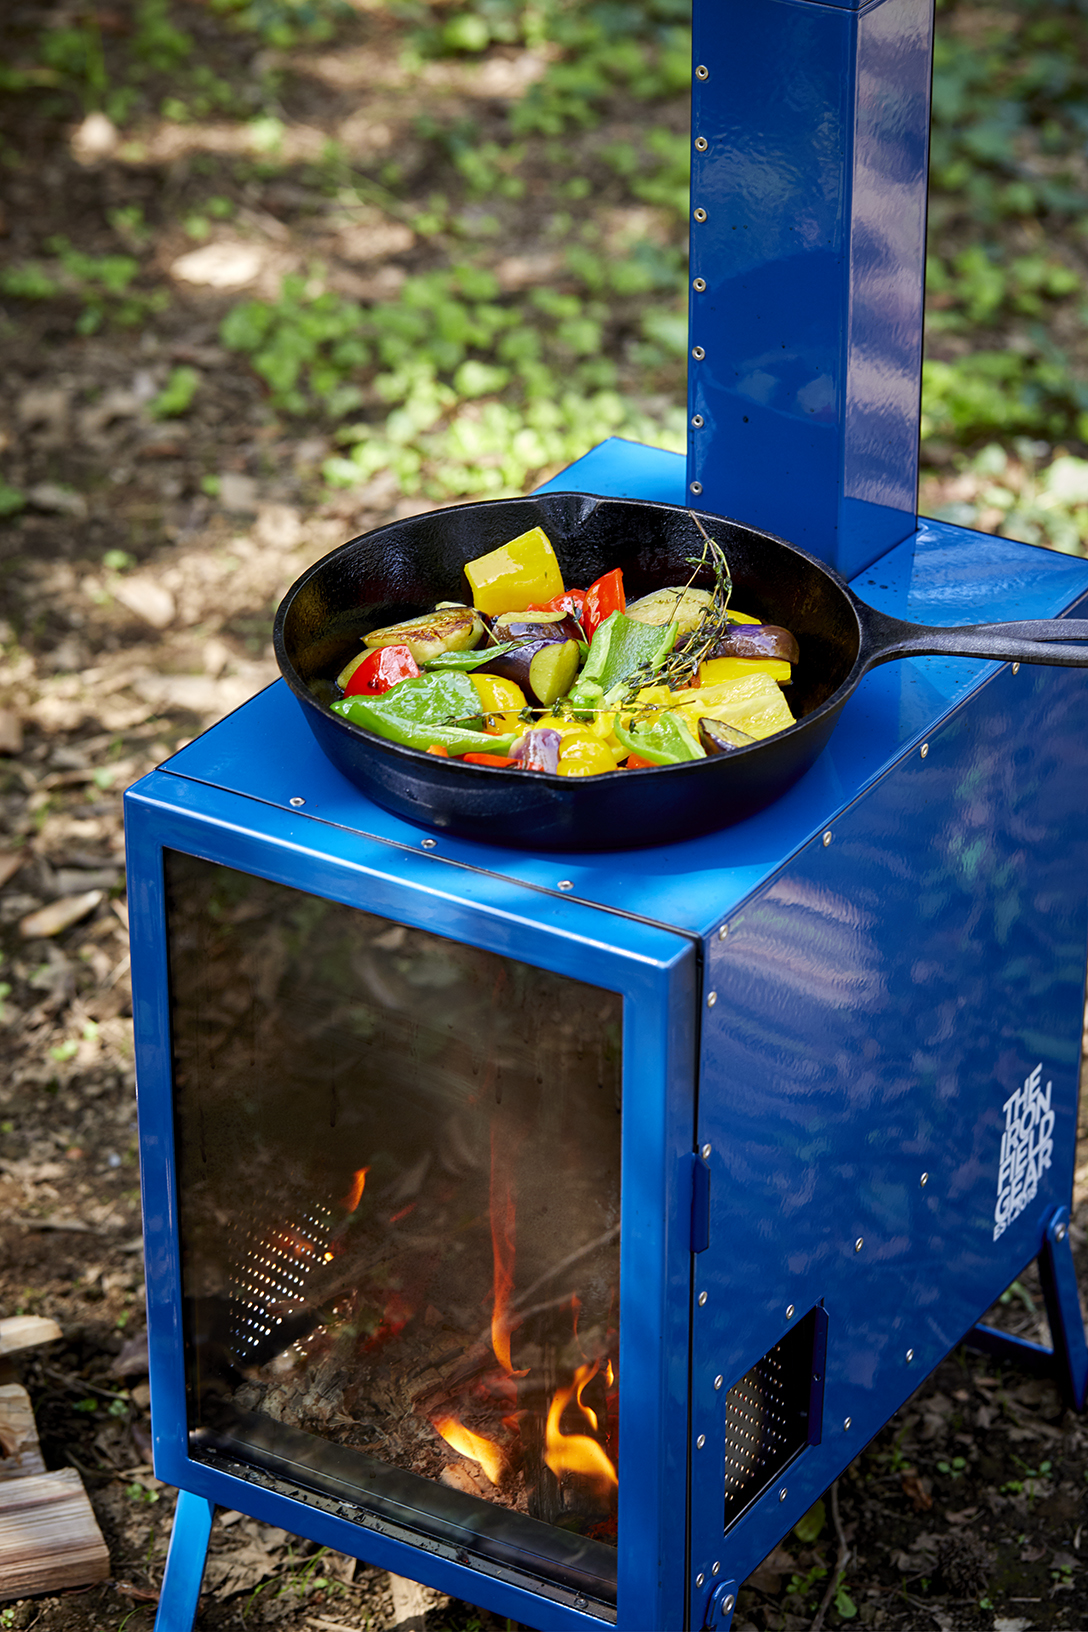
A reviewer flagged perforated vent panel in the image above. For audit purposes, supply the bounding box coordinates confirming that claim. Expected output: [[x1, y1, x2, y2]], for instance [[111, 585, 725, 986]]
[[722, 1307, 822, 1530]]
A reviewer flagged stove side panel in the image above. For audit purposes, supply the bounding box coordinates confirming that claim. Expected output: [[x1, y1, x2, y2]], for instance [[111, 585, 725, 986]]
[[687, 649, 1088, 1615]]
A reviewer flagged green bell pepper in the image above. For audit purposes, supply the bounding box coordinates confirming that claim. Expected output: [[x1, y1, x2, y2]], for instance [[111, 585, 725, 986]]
[[613, 711, 706, 766], [567, 611, 678, 713], [331, 670, 517, 756]]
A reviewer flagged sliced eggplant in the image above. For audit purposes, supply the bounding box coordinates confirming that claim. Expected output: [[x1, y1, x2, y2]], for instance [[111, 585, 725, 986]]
[[625, 586, 716, 634], [481, 636, 581, 707], [703, 623, 800, 663], [491, 610, 582, 644], [362, 605, 485, 664], [698, 717, 758, 755]]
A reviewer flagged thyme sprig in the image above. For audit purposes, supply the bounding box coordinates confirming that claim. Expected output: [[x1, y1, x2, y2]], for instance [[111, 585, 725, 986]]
[[611, 514, 735, 707]]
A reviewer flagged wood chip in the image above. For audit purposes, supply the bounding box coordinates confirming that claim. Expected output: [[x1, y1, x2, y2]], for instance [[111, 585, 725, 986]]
[[19, 890, 104, 938], [0, 1384, 46, 1479], [0, 1316, 63, 1356], [0, 1468, 110, 1601], [0, 852, 25, 890]]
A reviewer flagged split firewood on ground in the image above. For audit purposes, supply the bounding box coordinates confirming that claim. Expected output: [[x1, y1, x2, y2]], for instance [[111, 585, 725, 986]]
[[0, 1316, 110, 1601]]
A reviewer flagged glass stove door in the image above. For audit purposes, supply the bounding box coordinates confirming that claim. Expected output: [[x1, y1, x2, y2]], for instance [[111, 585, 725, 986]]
[[166, 851, 622, 1606]]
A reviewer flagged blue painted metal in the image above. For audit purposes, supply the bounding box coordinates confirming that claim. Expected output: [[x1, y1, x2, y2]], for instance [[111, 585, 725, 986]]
[[1040, 1207, 1088, 1409], [127, 783, 696, 1632], [703, 1579, 738, 1630], [687, 0, 933, 577], [154, 1490, 214, 1632]]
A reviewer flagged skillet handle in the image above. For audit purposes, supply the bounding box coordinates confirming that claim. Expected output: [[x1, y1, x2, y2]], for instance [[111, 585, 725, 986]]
[[861, 610, 1088, 670]]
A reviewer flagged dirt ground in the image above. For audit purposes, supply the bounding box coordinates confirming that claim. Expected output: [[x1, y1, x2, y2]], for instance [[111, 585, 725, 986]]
[[2, 0, 1088, 1628]]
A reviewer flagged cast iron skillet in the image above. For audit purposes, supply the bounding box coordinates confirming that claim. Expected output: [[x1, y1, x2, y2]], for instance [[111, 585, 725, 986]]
[[274, 492, 1088, 851]]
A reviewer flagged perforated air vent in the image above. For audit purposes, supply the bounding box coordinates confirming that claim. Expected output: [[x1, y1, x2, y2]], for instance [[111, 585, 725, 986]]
[[722, 1306, 825, 1530]]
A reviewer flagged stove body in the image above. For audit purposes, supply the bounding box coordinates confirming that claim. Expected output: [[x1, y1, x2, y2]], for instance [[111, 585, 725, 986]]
[[128, 457, 1088, 1630], [127, 0, 1088, 1626]]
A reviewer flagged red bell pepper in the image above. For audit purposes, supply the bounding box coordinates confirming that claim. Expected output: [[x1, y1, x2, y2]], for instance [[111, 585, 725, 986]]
[[625, 752, 656, 769], [344, 644, 421, 696], [426, 743, 450, 756], [582, 569, 625, 641], [528, 588, 587, 622], [462, 752, 517, 767]]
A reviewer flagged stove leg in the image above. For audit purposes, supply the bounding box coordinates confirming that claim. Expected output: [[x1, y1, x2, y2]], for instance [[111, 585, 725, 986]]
[[154, 1489, 215, 1632], [966, 1206, 1088, 1410]]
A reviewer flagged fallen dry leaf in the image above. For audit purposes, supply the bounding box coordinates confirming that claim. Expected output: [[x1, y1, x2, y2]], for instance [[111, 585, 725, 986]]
[[19, 889, 104, 938], [900, 1470, 934, 1512]]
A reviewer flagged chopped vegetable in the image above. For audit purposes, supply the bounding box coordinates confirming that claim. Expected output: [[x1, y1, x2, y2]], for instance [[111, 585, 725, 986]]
[[626, 585, 715, 634], [583, 568, 625, 641], [569, 610, 678, 712], [423, 642, 518, 671], [613, 712, 705, 766], [698, 655, 792, 687], [464, 526, 564, 616], [469, 672, 527, 732], [511, 727, 561, 773], [462, 752, 517, 767], [342, 644, 420, 696], [699, 718, 757, 754], [332, 670, 517, 756], [360, 605, 485, 665]]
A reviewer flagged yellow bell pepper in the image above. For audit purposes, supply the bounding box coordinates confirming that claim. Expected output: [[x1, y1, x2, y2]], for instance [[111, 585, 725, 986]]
[[469, 672, 527, 733], [464, 526, 564, 616], [676, 670, 795, 741], [698, 656, 791, 687]]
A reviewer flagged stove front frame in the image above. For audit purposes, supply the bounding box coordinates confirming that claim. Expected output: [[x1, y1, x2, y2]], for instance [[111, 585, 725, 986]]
[[128, 786, 699, 1632]]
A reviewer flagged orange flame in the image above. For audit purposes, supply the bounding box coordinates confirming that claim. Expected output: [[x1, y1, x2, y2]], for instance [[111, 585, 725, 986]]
[[575, 1358, 600, 1432], [341, 1166, 369, 1212], [544, 1362, 618, 1497], [432, 1414, 505, 1486], [489, 1126, 517, 1374]]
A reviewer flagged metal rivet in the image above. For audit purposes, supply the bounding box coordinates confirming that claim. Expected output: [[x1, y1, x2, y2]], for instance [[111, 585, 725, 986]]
[[1055, 1221, 1068, 1242], [718, 922, 728, 939], [786, 1304, 795, 1319], [698, 1290, 708, 1306], [707, 990, 717, 1008], [695, 63, 709, 78], [713, 1374, 723, 1390], [920, 1172, 929, 1186], [289, 796, 305, 807], [692, 413, 705, 428], [1012, 661, 1020, 673], [693, 208, 707, 223], [690, 481, 703, 495], [695, 136, 708, 151], [696, 1573, 705, 1588], [920, 742, 929, 758], [844, 1416, 852, 1430], [906, 1348, 914, 1362], [722, 1596, 735, 1614], [696, 1433, 706, 1449], [822, 830, 832, 846], [711, 1561, 721, 1576], [693, 276, 707, 292], [421, 838, 436, 849], [557, 879, 573, 890], [778, 1487, 788, 1502], [701, 1143, 712, 1159], [692, 344, 706, 359], [854, 1237, 863, 1252]]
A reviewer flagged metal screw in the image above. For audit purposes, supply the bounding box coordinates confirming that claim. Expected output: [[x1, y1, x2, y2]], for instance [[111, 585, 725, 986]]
[[1012, 661, 1020, 673], [695, 135, 708, 151], [920, 1172, 929, 1186], [695, 63, 709, 78], [696, 1433, 706, 1449], [289, 796, 305, 807], [854, 1237, 864, 1252], [696, 1572, 705, 1588], [692, 413, 705, 428], [690, 481, 703, 495], [692, 344, 706, 359], [713, 1374, 723, 1390], [693, 277, 707, 292], [701, 1143, 712, 1159], [722, 1596, 735, 1614], [706, 990, 717, 1008], [557, 879, 573, 890], [718, 922, 728, 939], [712, 1561, 721, 1576], [822, 830, 832, 846], [778, 1487, 788, 1502], [844, 1416, 852, 1430], [920, 742, 929, 758], [1055, 1221, 1068, 1242], [906, 1348, 914, 1363], [786, 1304, 795, 1319], [693, 208, 708, 223], [421, 838, 436, 849], [698, 1290, 708, 1306]]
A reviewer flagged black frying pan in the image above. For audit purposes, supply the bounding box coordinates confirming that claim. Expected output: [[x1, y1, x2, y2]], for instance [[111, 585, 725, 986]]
[[273, 493, 1088, 851]]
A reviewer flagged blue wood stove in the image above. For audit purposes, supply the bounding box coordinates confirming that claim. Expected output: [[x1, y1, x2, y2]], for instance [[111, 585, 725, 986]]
[[126, 1, 1088, 1628]]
